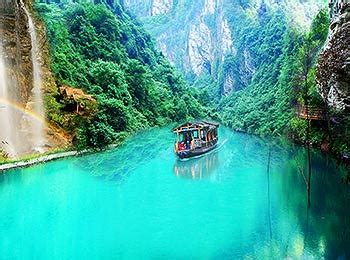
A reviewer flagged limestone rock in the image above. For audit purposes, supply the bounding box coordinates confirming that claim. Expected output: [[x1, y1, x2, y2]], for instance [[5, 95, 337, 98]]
[[188, 21, 213, 76], [124, 0, 324, 95], [204, 0, 217, 15], [317, 2, 350, 111], [151, 0, 173, 16], [222, 72, 235, 96], [220, 19, 234, 56], [241, 48, 255, 86], [0, 0, 71, 156], [186, 0, 235, 80]]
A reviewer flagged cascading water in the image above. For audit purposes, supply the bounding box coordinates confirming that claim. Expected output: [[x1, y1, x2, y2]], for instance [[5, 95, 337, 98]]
[[0, 0, 46, 158], [20, 0, 46, 152], [0, 36, 16, 157]]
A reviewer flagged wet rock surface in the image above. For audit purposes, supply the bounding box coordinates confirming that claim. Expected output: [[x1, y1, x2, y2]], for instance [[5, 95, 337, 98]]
[[0, 0, 69, 158], [317, 2, 350, 111]]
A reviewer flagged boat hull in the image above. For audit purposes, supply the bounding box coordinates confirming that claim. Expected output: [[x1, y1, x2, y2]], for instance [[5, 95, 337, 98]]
[[176, 142, 218, 159]]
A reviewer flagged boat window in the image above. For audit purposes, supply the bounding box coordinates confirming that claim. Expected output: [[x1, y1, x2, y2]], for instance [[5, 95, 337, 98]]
[[179, 131, 192, 142], [179, 133, 184, 142], [201, 130, 206, 141], [193, 130, 199, 139], [185, 131, 192, 141]]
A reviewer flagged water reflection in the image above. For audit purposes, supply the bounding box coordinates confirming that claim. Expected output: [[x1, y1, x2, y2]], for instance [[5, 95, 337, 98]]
[[0, 126, 349, 259], [174, 151, 219, 180], [269, 147, 350, 259], [72, 127, 174, 183]]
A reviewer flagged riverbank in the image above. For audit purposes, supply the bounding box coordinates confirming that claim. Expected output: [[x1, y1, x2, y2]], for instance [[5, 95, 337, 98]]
[[1, 121, 348, 173], [0, 126, 163, 172], [0, 151, 81, 172], [0, 124, 168, 172]]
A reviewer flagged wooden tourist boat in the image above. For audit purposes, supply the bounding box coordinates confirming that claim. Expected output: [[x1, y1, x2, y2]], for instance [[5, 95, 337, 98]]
[[173, 121, 219, 159]]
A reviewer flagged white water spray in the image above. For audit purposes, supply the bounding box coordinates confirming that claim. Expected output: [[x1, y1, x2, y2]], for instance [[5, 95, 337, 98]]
[[20, 0, 46, 152], [0, 39, 16, 157]]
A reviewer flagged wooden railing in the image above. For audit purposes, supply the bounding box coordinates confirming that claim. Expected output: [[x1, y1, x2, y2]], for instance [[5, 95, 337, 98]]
[[296, 105, 328, 121]]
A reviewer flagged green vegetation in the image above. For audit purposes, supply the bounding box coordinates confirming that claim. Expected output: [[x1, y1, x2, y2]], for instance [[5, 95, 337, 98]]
[[123, 0, 350, 157], [36, 0, 206, 148], [218, 8, 328, 135], [288, 10, 329, 144], [286, 9, 349, 156], [217, 7, 349, 156], [33, 0, 348, 158]]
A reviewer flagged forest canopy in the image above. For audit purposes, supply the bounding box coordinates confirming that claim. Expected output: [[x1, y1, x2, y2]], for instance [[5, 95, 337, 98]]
[[36, 0, 206, 148], [35, 0, 348, 155]]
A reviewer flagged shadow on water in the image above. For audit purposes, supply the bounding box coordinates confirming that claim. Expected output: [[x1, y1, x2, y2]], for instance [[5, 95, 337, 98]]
[[214, 131, 350, 259], [173, 150, 219, 180], [299, 152, 350, 259], [267, 146, 350, 259]]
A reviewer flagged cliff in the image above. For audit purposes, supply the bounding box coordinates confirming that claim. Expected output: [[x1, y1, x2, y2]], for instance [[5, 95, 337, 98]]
[[0, 0, 33, 110], [0, 0, 70, 158], [123, 0, 326, 95], [317, 1, 350, 111], [123, 0, 240, 94]]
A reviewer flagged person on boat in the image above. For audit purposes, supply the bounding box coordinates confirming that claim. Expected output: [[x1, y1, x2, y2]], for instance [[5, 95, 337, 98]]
[[186, 140, 190, 150], [179, 142, 185, 151], [191, 139, 195, 150]]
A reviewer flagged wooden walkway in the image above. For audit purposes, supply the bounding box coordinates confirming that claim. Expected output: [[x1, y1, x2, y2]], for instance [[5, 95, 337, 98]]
[[296, 105, 327, 121]]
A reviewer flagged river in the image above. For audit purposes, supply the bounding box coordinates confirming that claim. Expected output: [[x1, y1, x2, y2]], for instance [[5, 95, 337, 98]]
[[0, 126, 349, 259]]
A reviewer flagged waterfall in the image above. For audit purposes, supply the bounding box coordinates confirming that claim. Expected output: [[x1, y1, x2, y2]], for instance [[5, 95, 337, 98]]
[[20, 0, 46, 152], [0, 39, 16, 157], [0, 0, 46, 158]]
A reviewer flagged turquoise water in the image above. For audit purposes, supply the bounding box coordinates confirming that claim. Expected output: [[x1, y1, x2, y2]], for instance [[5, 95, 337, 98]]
[[0, 126, 349, 259]]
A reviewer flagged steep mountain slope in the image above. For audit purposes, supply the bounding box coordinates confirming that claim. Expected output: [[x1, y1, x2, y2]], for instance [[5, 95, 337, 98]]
[[122, 0, 335, 141], [220, 10, 329, 135], [0, 0, 69, 159], [317, 1, 350, 154], [123, 0, 327, 95], [35, 0, 206, 148], [318, 1, 350, 110]]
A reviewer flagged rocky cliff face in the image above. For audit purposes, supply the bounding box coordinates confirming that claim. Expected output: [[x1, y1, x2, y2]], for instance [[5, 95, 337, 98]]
[[151, 0, 173, 15], [187, 0, 234, 77], [124, 0, 236, 94], [123, 0, 325, 95], [317, 1, 350, 111], [0, 0, 32, 105], [0, 0, 69, 157]]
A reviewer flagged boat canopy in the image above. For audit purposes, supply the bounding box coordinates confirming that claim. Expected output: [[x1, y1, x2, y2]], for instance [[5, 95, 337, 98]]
[[173, 121, 219, 133], [173, 121, 219, 159]]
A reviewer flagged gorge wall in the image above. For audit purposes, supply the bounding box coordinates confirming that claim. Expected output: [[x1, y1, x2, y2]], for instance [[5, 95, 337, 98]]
[[123, 0, 326, 95], [0, 0, 342, 159], [317, 0, 350, 111], [0, 0, 67, 158]]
